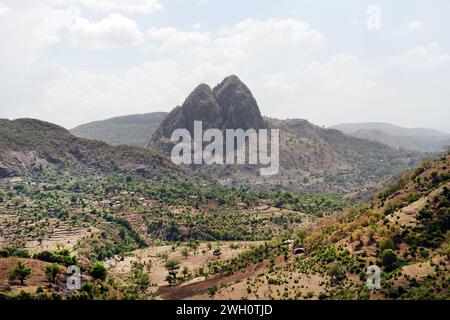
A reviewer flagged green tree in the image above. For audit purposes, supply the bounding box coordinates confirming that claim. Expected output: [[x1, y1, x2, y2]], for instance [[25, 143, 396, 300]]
[[164, 260, 180, 285], [181, 247, 189, 259], [329, 263, 345, 283], [90, 262, 107, 281], [378, 237, 396, 252], [44, 264, 61, 283], [10, 261, 31, 285], [381, 249, 398, 271], [182, 266, 189, 279]]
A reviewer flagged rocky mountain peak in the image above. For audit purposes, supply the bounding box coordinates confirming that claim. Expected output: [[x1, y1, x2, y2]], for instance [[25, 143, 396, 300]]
[[150, 75, 266, 152]]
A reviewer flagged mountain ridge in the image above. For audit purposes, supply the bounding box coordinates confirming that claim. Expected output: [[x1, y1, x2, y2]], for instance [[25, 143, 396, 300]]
[[150, 75, 266, 153], [330, 122, 450, 137], [149, 76, 421, 193], [331, 122, 450, 152], [0, 118, 189, 181], [71, 112, 168, 147]]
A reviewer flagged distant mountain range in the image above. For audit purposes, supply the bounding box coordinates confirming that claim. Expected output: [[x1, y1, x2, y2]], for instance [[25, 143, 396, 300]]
[[330, 123, 450, 152], [71, 112, 168, 147]]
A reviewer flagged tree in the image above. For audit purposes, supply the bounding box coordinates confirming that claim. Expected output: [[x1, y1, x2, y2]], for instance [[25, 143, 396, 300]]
[[164, 260, 180, 285], [329, 263, 345, 283], [90, 262, 107, 281], [44, 264, 61, 283], [381, 249, 398, 271], [379, 237, 396, 252], [181, 247, 189, 259], [182, 266, 189, 279], [10, 261, 31, 285], [213, 248, 222, 259]]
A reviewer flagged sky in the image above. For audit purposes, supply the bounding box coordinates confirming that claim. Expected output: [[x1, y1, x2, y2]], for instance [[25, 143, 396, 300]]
[[0, 0, 449, 132]]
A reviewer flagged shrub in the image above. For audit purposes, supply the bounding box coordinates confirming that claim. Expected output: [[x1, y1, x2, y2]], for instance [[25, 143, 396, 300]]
[[44, 264, 61, 283], [90, 262, 107, 281], [9, 262, 32, 285], [165, 260, 180, 285], [34, 249, 77, 266], [213, 248, 222, 259], [328, 263, 346, 282], [0, 248, 9, 257], [381, 249, 398, 271], [208, 285, 218, 296], [7, 248, 30, 258], [378, 237, 396, 252]]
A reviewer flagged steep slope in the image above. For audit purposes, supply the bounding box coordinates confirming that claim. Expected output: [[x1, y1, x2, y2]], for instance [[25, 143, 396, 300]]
[[286, 152, 450, 299], [0, 118, 187, 181], [331, 123, 450, 152], [71, 112, 168, 147], [186, 153, 450, 300]]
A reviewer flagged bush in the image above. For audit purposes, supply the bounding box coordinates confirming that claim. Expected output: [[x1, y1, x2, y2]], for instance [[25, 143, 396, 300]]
[[328, 263, 346, 282], [213, 248, 222, 258], [0, 248, 9, 257], [44, 264, 61, 283], [9, 262, 32, 285], [208, 285, 218, 296], [90, 262, 107, 281], [13, 184, 26, 192], [378, 238, 396, 252], [381, 249, 398, 271], [164, 260, 180, 285], [34, 249, 77, 266], [7, 248, 30, 258]]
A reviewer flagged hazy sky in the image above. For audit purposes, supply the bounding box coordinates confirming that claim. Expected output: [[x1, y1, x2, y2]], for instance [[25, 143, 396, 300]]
[[0, 0, 449, 132]]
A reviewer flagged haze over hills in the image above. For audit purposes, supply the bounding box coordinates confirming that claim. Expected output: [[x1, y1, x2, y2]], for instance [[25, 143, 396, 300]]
[[71, 112, 168, 147], [150, 75, 420, 193], [331, 123, 450, 152]]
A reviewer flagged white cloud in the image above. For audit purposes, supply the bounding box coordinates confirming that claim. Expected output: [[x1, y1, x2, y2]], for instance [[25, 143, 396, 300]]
[[391, 20, 425, 37], [1, 7, 449, 132], [402, 43, 450, 69], [70, 13, 144, 49], [0, 4, 74, 64], [195, 0, 210, 6], [147, 27, 210, 51], [146, 19, 325, 78], [0, 2, 10, 16], [407, 20, 425, 31], [49, 0, 163, 14]]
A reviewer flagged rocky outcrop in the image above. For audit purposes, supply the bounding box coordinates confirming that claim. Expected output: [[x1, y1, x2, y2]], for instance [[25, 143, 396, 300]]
[[150, 75, 266, 153]]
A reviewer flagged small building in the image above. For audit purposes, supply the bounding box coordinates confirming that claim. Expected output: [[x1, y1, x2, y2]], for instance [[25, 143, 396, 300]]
[[293, 247, 305, 255]]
